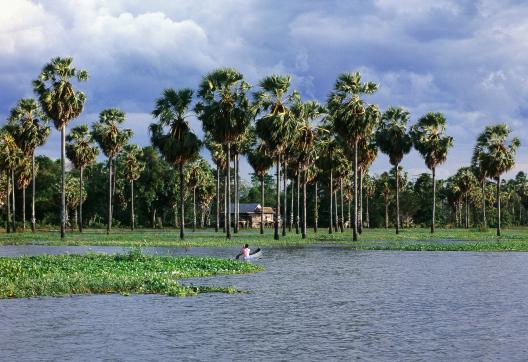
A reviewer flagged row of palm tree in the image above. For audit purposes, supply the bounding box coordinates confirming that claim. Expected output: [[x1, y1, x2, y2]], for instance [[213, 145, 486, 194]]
[[0, 57, 522, 239]]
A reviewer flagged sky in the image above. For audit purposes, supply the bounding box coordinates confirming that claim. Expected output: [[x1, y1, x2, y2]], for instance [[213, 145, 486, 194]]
[[1, 0, 527, 181]]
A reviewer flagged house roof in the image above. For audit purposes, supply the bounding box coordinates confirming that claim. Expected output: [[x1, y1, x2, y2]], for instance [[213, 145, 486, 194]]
[[227, 203, 275, 214]]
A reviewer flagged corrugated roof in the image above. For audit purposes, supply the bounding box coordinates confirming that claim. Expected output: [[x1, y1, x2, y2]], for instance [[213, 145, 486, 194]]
[[226, 203, 275, 214]]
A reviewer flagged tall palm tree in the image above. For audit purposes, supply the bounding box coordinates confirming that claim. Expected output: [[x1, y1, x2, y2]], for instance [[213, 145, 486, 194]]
[[204, 135, 226, 232], [151, 88, 201, 240], [33, 57, 88, 238], [66, 125, 98, 232], [292, 97, 325, 238], [454, 167, 477, 228], [7, 98, 50, 232], [247, 143, 273, 234], [195, 68, 251, 239], [472, 145, 489, 227], [379, 172, 391, 228], [92, 108, 133, 234], [363, 173, 375, 228], [15, 157, 32, 231], [376, 107, 412, 234], [0, 131, 21, 232], [473, 124, 520, 236], [119, 144, 144, 230], [356, 136, 378, 233], [411, 112, 454, 233], [254, 74, 297, 240], [328, 72, 380, 241]]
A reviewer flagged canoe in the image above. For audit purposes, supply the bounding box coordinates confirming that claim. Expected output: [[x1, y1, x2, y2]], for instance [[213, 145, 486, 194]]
[[236, 248, 262, 260]]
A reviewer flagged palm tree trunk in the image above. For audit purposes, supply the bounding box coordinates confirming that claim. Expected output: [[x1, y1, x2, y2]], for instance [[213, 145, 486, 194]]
[[31, 152, 36, 232], [347, 197, 351, 230], [384, 197, 389, 228], [359, 170, 363, 234], [497, 176, 501, 237], [179, 163, 185, 240], [465, 195, 469, 229], [131, 179, 135, 231], [260, 175, 264, 234], [282, 160, 287, 236], [329, 153, 333, 234], [339, 178, 344, 232], [74, 207, 78, 231], [396, 165, 400, 234], [22, 186, 26, 232], [6, 174, 10, 233], [314, 182, 318, 233], [302, 170, 307, 239], [296, 172, 300, 234], [215, 165, 220, 232], [60, 126, 65, 238], [234, 154, 239, 233], [226, 144, 232, 239], [193, 186, 196, 232], [366, 193, 370, 228], [274, 154, 280, 240], [431, 167, 436, 234], [107, 157, 113, 235], [481, 180, 486, 227], [334, 190, 338, 232], [11, 170, 16, 232], [223, 169, 227, 233], [79, 167, 83, 233], [353, 141, 358, 241], [289, 173, 294, 232]]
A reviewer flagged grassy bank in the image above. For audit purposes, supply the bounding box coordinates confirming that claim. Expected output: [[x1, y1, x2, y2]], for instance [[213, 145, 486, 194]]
[[0, 251, 263, 299], [0, 227, 527, 251]]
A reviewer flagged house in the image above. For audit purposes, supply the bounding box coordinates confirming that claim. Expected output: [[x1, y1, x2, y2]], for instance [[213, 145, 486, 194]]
[[225, 203, 275, 228]]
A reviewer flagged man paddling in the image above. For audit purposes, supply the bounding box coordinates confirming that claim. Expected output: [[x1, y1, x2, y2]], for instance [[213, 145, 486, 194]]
[[236, 244, 250, 259]]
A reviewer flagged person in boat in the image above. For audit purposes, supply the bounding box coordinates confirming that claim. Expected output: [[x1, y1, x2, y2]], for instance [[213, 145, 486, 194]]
[[241, 244, 250, 258]]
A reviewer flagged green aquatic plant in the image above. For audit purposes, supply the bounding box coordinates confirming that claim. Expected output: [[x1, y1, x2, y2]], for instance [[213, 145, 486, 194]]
[[0, 253, 263, 299]]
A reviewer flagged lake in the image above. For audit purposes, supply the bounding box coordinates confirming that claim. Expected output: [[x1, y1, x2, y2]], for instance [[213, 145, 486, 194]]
[[1, 245, 528, 361]]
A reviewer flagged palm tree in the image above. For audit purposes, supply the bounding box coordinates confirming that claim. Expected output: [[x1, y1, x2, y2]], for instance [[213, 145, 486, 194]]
[[328, 72, 380, 241], [66, 125, 98, 232], [254, 74, 297, 240], [62, 173, 86, 230], [247, 143, 273, 234], [151, 88, 201, 240], [411, 112, 454, 233], [472, 145, 489, 227], [363, 174, 375, 228], [0, 131, 21, 232], [7, 98, 51, 232], [292, 97, 325, 238], [356, 136, 378, 233], [33, 57, 88, 238], [379, 172, 391, 228], [92, 108, 133, 234], [119, 144, 144, 230], [195, 68, 252, 239], [454, 167, 477, 228], [376, 107, 412, 234], [15, 157, 32, 231], [204, 135, 226, 232], [473, 124, 520, 236]]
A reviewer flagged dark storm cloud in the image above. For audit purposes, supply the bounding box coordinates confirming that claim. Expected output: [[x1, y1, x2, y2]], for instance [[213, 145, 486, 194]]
[[0, 0, 527, 178]]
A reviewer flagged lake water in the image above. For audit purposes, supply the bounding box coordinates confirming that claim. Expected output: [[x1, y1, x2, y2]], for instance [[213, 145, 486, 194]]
[[1, 245, 528, 361]]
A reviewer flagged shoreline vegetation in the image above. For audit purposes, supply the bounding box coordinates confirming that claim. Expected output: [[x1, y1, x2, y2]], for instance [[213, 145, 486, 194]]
[[0, 250, 263, 299], [0, 227, 527, 251]]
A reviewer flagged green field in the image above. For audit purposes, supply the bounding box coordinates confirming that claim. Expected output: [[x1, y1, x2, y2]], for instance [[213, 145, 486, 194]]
[[0, 227, 527, 251], [0, 250, 263, 299]]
